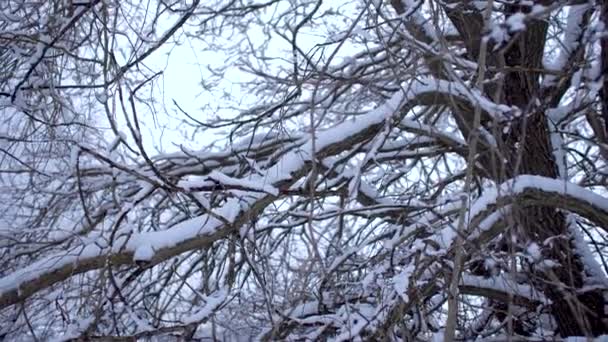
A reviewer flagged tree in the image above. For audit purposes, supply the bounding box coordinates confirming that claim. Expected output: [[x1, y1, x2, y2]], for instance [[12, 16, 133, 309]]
[[0, 0, 607, 340]]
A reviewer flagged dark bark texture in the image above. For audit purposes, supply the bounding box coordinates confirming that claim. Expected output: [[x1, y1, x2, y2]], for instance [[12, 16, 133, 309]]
[[447, 0, 608, 337]]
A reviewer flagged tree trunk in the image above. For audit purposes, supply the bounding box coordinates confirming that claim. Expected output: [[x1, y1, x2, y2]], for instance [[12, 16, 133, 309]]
[[498, 6, 608, 336], [602, 0, 608, 133]]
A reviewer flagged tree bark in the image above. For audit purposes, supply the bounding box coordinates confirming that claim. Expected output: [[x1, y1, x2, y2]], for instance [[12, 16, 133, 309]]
[[498, 4, 608, 336], [601, 0, 608, 133]]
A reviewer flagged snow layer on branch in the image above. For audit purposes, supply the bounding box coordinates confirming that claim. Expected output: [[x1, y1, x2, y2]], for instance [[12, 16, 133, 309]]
[[179, 170, 279, 196], [125, 211, 228, 254], [475, 175, 608, 217], [393, 264, 415, 302], [400, 117, 466, 145], [0, 244, 104, 294], [569, 221, 608, 287], [49, 316, 96, 342], [0, 76, 516, 300], [210, 170, 278, 195], [437, 175, 608, 249], [543, 4, 591, 86], [181, 289, 227, 324], [461, 274, 550, 304]]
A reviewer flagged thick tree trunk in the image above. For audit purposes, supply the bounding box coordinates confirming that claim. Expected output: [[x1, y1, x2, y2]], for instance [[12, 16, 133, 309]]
[[602, 0, 608, 133], [498, 7, 608, 336], [437, 0, 608, 336], [505, 114, 607, 335]]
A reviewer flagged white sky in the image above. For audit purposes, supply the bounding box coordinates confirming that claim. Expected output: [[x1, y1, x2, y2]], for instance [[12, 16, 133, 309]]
[[112, 1, 367, 155]]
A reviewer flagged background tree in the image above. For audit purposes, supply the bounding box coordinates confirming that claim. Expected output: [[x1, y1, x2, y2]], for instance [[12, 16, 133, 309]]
[[0, 0, 607, 340]]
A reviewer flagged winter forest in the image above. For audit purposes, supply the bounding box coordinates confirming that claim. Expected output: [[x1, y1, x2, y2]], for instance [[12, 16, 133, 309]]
[[1, 0, 608, 340]]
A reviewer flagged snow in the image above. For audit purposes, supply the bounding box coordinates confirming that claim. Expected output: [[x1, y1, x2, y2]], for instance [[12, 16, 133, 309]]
[[2, 1, 608, 339], [3, 49, 608, 338], [0, 244, 104, 295], [393, 265, 414, 302], [286, 300, 319, 318], [400, 118, 466, 145], [69, 146, 79, 168], [400, 0, 439, 41], [543, 4, 590, 86], [526, 242, 541, 262], [179, 172, 278, 196], [126, 306, 153, 332], [347, 122, 390, 199], [0, 203, 235, 295], [568, 218, 608, 287], [565, 336, 608, 342], [107, 134, 122, 152], [216, 197, 242, 222], [133, 243, 154, 262], [49, 316, 96, 342], [547, 111, 567, 178], [333, 302, 387, 342], [0, 74, 407, 298], [125, 213, 225, 254], [461, 274, 549, 304], [489, 24, 509, 45], [182, 289, 227, 324], [208, 170, 279, 196], [0, 73, 422, 299], [436, 175, 608, 249], [412, 78, 513, 119], [471, 176, 608, 221], [506, 13, 526, 32]]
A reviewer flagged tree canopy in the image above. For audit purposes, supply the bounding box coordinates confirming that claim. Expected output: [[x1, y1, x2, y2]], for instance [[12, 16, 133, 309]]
[[1, 0, 608, 340]]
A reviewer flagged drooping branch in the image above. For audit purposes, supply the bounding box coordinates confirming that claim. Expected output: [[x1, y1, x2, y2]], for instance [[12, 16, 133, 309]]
[[1, 79, 506, 310]]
